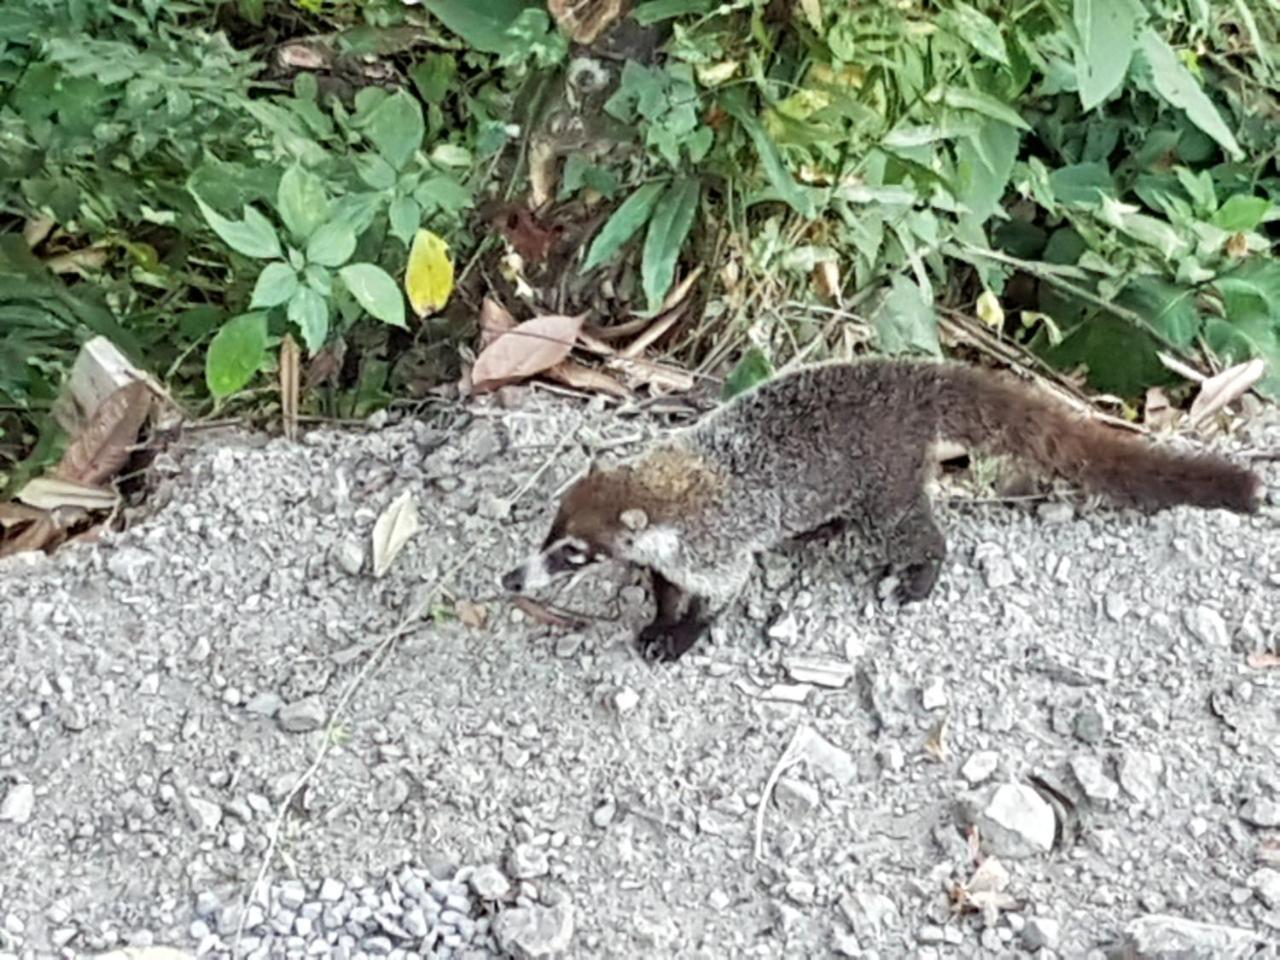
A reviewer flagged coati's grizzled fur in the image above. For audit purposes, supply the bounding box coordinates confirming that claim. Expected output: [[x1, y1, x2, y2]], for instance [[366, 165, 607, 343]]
[[501, 359, 1263, 662]]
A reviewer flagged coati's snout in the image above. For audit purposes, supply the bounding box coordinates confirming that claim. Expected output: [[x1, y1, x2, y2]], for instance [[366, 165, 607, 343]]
[[499, 533, 607, 594]]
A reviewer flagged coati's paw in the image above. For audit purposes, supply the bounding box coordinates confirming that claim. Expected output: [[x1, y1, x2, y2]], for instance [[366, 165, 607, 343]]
[[891, 559, 941, 604], [636, 620, 707, 662]]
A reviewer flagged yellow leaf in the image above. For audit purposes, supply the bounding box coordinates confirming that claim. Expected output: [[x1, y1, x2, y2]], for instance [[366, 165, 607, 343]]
[[976, 290, 1004, 328], [405, 229, 454, 317]]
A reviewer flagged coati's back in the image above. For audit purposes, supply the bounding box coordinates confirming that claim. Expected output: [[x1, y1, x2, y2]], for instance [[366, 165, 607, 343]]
[[678, 359, 944, 546]]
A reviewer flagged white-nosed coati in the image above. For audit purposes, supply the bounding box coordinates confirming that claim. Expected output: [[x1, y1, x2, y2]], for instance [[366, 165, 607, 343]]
[[501, 359, 1263, 662]]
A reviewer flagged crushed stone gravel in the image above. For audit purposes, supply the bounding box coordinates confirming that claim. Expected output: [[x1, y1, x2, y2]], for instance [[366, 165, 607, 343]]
[[0, 387, 1278, 959]]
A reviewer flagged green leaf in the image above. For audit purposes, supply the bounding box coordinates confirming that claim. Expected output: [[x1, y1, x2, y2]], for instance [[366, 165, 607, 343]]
[[192, 195, 282, 260], [722, 347, 774, 400], [306, 221, 357, 267], [1115, 277, 1200, 348], [871, 275, 941, 357], [409, 52, 456, 104], [1135, 29, 1242, 160], [580, 181, 667, 273], [362, 90, 425, 170], [956, 119, 1021, 224], [389, 196, 422, 246], [1048, 162, 1116, 206], [356, 154, 397, 190], [937, 87, 1029, 131], [287, 286, 329, 353], [206, 312, 267, 399], [420, 0, 539, 54], [1211, 195, 1272, 232], [641, 178, 701, 313], [937, 2, 1009, 65], [249, 262, 299, 309], [632, 0, 715, 23], [340, 263, 407, 329], [276, 164, 329, 241], [1072, 0, 1145, 111], [719, 88, 816, 219]]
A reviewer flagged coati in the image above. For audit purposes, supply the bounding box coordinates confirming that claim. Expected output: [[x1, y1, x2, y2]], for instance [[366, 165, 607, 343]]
[[501, 358, 1263, 662]]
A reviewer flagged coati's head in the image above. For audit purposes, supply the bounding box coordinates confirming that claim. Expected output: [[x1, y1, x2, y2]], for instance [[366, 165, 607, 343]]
[[500, 463, 661, 594]]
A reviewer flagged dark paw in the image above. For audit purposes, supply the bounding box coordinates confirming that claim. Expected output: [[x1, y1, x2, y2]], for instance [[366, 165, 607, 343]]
[[636, 620, 706, 663], [890, 559, 941, 604]]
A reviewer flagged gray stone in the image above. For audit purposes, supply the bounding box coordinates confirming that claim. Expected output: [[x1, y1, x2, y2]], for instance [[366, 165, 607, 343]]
[[1023, 916, 1060, 950], [183, 792, 222, 832], [469, 864, 511, 901], [1121, 914, 1263, 959], [0, 782, 34, 824], [1248, 867, 1280, 909], [976, 784, 1055, 859], [277, 698, 326, 733], [492, 903, 574, 958], [506, 844, 549, 880], [1183, 605, 1228, 646], [1118, 751, 1164, 801], [1071, 755, 1119, 805], [961, 751, 998, 785], [318, 878, 345, 902], [244, 692, 283, 718], [1240, 798, 1280, 828]]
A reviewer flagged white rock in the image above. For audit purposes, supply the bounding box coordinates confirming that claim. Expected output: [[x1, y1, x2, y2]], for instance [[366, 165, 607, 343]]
[[961, 751, 999, 785], [492, 903, 574, 959], [1070, 755, 1119, 804], [1248, 867, 1280, 910], [1122, 914, 1261, 959], [921, 678, 947, 711], [1183, 605, 1228, 646], [1023, 916, 1060, 950], [976, 784, 1055, 859], [0, 782, 34, 824]]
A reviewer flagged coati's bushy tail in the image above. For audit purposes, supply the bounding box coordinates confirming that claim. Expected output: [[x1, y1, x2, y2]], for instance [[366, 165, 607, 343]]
[[936, 365, 1263, 513]]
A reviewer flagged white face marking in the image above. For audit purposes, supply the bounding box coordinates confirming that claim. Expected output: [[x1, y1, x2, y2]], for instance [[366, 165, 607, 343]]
[[517, 553, 553, 591], [508, 536, 598, 593]]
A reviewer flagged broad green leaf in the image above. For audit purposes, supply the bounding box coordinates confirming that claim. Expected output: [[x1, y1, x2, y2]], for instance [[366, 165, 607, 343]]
[[356, 154, 397, 190], [871, 275, 941, 357], [249, 262, 299, 309], [1135, 30, 1242, 160], [287, 286, 329, 353], [580, 181, 667, 273], [1048, 163, 1116, 206], [306, 221, 357, 267], [937, 87, 1029, 131], [1116, 277, 1200, 348], [719, 89, 815, 219], [192, 195, 282, 260], [722, 347, 774, 400], [276, 164, 329, 241], [389, 196, 422, 246], [420, 0, 538, 55], [1045, 321, 1172, 398], [956, 119, 1021, 224], [1072, 0, 1146, 111], [341, 263, 407, 328], [363, 90, 425, 170], [632, 0, 715, 24], [404, 229, 454, 316], [1216, 259, 1280, 319], [206, 312, 267, 398], [1211, 195, 1272, 232], [937, 2, 1008, 65], [409, 52, 456, 104], [641, 178, 701, 312]]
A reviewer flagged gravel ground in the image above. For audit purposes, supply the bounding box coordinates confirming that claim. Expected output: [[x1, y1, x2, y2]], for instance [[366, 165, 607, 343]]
[[1, 385, 1278, 960]]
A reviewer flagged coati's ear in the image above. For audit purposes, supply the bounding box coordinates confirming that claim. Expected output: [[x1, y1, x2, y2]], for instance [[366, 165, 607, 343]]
[[619, 508, 648, 531]]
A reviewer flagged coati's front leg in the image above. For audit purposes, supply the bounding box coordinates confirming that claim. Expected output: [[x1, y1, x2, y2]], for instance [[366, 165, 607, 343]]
[[637, 571, 711, 662], [870, 488, 948, 604], [636, 558, 751, 662]]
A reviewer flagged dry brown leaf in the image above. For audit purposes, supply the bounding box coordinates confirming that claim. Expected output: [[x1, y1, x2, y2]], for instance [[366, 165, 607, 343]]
[[1226, 232, 1249, 258], [606, 356, 694, 394], [455, 599, 489, 629], [1246, 652, 1280, 669], [512, 596, 584, 629], [488, 203, 564, 263], [545, 360, 631, 398], [280, 334, 300, 442], [18, 477, 119, 512], [619, 303, 688, 360], [1189, 358, 1266, 428], [924, 716, 949, 761], [0, 503, 62, 558], [371, 490, 419, 578], [45, 247, 109, 275], [471, 312, 588, 393], [479, 297, 518, 348], [547, 0, 625, 44], [54, 380, 151, 487], [303, 339, 346, 393], [813, 259, 841, 304], [24, 215, 55, 248], [528, 140, 559, 210], [655, 265, 704, 315], [1143, 386, 1177, 431]]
